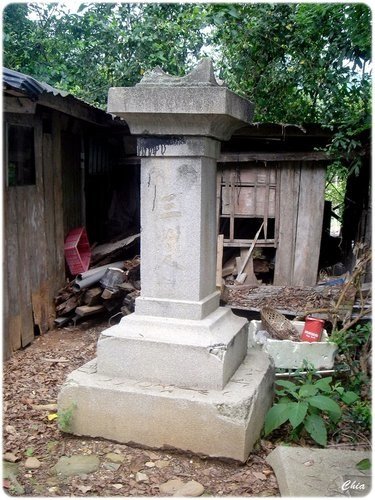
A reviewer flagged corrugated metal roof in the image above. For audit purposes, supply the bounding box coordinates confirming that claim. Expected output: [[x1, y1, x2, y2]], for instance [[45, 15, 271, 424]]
[[3, 67, 69, 100]]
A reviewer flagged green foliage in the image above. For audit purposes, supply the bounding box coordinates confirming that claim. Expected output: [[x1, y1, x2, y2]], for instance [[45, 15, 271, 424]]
[[264, 364, 359, 446], [25, 447, 34, 457], [330, 322, 371, 393], [58, 403, 77, 433], [3, 2, 209, 108], [207, 3, 371, 179], [3, 2, 371, 178]]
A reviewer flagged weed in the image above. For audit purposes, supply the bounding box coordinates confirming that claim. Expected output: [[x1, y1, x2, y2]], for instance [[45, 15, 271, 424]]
[[264, 363, 359, 446], [58, 402, 77, 433]]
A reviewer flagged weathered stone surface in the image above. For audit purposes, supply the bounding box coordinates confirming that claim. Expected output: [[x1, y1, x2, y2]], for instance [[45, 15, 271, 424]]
[[58, 351, 274, 462], [104, 452, 125, 463], [3, 460, 20, 479], [54, 455, 100, 477], [97, 307, 248, 390], [24, 457, 41, 469], [103, 462, 121, 471], [159, 479, 185, 495], [266, 446, 371, 497], [173, 480, 205, 497], [137, 58, 219, 87], [3, 452, 19, 463], [107, 59, 253, 141], [135, 472, 149, 483]]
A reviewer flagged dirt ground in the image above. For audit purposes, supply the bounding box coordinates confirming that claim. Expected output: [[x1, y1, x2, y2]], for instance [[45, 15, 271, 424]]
[[3, 319, 280, 497]]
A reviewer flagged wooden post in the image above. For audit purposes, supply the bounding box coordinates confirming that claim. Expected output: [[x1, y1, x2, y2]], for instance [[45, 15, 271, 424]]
[[216, 234, 224, 289]]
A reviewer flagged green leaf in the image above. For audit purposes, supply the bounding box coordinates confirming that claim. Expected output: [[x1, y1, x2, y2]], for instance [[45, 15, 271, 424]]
[[287, 402, 309, 428], [264, 404, 290, 435], [275, 380, 298, 391], [299, 384, 319, 398], [314, 377, 332, 392], [307, 395, 342, 419], [356, 458, 371, 471], [341, 391, 359, 405], [304, 413, 327, 446]]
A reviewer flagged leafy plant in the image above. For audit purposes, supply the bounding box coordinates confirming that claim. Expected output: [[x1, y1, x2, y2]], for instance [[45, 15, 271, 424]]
[[58, 402, 77, 433], [330, 322, 371, 395], [25, 447, 34, 457], [264, 365, 359, 446]]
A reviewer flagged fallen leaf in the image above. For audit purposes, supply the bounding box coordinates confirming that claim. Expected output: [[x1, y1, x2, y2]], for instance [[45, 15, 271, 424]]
[[47, 413, 58, 421], [112, 484, 123, 490], [155, 460, 169, 469], [32, 403, 58, 411], [3, 479, 11, 489], [252, 471, 267, 481], [129, 457, 145, 473], [77, 485, 92, 493], [143, 451, 159, 460], [5, 425, 16, 434], [262, 469, 273, 476]]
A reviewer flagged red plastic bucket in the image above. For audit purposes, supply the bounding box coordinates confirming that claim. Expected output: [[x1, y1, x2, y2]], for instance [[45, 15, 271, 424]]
[[301, 317, 325, 342]]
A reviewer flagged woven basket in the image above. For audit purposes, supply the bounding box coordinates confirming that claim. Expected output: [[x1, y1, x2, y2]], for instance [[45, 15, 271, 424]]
[[260, 306, 300, 341]]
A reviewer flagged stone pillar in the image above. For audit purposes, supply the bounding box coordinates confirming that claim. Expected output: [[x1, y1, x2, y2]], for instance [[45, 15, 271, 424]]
[[58, 60, 274, 462]]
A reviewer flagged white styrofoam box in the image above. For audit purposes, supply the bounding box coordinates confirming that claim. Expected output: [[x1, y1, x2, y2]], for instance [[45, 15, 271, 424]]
[[248, 320, 338, 370]]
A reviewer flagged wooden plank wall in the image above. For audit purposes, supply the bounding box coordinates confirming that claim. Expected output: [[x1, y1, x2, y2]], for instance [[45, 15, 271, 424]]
[[273, 162, 300, 285], [293, 162, 326, 285], [274, 161, 326, 286], [3, 109, 66, 358]]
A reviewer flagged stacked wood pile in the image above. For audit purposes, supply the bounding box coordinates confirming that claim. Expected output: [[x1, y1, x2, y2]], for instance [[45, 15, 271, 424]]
[[224, 248, 372, 333], [54, 234, 141, 327]]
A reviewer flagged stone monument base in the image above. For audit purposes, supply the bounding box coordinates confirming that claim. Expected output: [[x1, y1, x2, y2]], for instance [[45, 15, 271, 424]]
[[58, 350, 274, 462], [96, 307, 249, 390]]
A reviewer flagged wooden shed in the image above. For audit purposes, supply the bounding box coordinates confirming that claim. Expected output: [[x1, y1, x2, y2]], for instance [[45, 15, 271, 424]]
[[3, 68, 137, 358], [217, 123, 331, 286]]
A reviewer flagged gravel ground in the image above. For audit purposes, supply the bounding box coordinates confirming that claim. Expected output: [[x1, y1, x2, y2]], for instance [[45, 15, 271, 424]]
[[3, 319, 280, 497]]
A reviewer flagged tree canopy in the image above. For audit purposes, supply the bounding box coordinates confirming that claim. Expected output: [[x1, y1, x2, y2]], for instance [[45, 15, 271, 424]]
[[3, 2, 371, 176]]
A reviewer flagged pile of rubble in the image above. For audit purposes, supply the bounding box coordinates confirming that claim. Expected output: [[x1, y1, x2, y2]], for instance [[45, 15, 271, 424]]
[[55, 234, 141, 327]]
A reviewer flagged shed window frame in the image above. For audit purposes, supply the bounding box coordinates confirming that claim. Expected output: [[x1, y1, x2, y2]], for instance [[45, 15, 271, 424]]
[[4, 121, 36, 187]]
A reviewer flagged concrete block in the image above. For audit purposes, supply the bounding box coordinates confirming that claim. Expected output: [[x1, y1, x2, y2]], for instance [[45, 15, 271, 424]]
[[248, 320, 337, 369], [58, 350, 274, 462], [135, 292, 220, 321], [107, 87, 254, 140], [266, 446, 371, 496], [97, 307, 248, 390]]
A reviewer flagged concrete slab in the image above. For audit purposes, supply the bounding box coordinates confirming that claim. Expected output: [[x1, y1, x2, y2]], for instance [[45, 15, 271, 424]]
[[58, 350, 274, 463], [97, 306, 248, 390], [266, 446, 371, 496], [249, 320, 337, 369]]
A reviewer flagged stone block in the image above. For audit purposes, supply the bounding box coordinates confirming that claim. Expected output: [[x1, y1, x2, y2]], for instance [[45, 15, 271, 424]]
[[58, 350, 274, 462], [97, 307, 248, 390], [248, 320, 337, 369], [139, 153, 218, 304], [266, 446, 371, 496], [107, 87, 254, 140]]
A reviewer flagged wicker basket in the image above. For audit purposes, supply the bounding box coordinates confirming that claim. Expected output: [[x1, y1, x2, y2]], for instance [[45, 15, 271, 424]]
[[260, 306, 300, 341]]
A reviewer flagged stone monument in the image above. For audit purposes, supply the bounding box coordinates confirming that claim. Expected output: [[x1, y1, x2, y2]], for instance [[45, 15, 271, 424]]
[[58, 59, 274, 462]]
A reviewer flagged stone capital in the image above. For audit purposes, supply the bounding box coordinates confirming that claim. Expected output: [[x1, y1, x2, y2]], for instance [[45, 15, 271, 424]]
[[107, 60, 254, 141]]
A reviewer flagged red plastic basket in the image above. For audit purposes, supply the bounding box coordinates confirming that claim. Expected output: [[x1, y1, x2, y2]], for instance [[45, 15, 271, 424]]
[[64, 227, 91, 275]]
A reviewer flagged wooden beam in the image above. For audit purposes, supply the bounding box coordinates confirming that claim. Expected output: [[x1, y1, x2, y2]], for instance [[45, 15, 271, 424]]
[[3, 96, 36, 114], [218, 152, 330, 163]]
